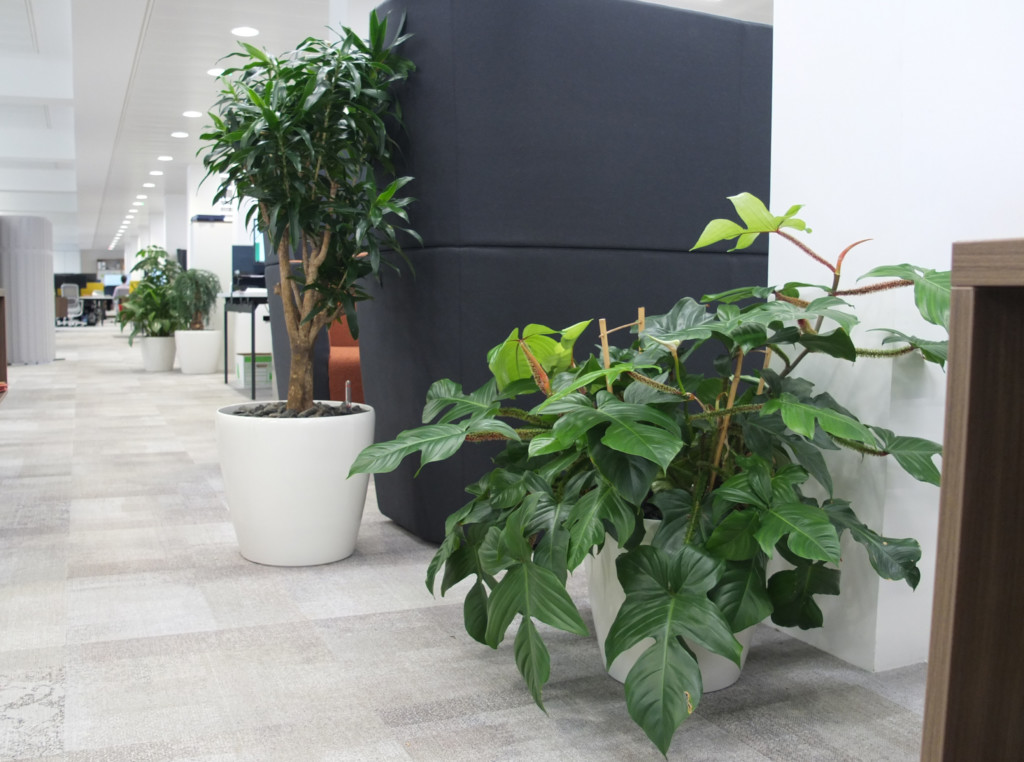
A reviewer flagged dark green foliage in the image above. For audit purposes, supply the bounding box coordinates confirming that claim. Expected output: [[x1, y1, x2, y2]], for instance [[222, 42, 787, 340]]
[[351, 194, 948, 754], [117, 246, 184, 343]]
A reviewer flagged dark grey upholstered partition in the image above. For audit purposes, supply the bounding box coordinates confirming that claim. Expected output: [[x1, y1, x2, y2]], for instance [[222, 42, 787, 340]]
[[358, 0, 773, 543]]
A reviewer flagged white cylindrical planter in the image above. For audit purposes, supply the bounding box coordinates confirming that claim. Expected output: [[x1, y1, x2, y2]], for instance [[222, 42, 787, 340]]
[[585, 522, 755, 692], [139, 336, 177, 371], [174, 329, 222, 374], [0, 216, 55, 364], [216, 402, 375, 566]]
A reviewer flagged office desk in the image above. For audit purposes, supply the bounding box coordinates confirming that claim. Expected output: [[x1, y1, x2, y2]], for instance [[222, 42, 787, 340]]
[[79, 294, 114, 325], [223, 293, 269, 401]]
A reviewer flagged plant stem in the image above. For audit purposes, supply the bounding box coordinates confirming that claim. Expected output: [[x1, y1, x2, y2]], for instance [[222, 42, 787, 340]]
[[691, 403, 764, 421], [497, 407, 545, 425], [777, 229, 835, 273], [710, 350, 744, 486], [856, 345, 917, 358], [685, 469, 709, 546]]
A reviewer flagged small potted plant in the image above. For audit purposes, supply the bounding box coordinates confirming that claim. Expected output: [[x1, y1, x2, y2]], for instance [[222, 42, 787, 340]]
[[117, 246, 184, 372], [170, 268, 223, 374], [351, 193, 948, 755], [197, 11, 417, 565]]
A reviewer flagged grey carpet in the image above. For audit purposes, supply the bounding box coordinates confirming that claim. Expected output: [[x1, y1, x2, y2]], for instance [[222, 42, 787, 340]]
[[0, 325, 926, 761]]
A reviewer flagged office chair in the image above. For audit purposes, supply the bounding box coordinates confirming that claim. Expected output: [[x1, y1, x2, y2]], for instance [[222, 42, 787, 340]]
[[60, 283, 84, 326]]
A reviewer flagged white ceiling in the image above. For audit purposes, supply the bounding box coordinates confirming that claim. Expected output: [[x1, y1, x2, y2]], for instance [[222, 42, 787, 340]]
[[0, 0, 772, 262]]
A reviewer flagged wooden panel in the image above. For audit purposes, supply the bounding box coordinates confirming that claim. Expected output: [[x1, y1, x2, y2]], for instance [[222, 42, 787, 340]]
[[921, 238, 1024, 759], [951, 238, 1024, 287]]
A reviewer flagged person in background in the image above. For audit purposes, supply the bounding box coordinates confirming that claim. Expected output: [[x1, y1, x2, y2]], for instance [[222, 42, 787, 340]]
[[112, 274, 130, 312]]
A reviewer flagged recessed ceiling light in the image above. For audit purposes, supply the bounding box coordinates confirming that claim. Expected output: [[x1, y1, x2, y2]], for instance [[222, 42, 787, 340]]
[[207, 68, 225, 77], [182, 111, 202, 118], [231, 26, 259, 37], [171, 131, 189, 139], [142, 182, 156, 188], [136, 195, 148, 200], [157, 155, 173, 162], [132, 202, 144, 207], [149, 170, 164, 176]]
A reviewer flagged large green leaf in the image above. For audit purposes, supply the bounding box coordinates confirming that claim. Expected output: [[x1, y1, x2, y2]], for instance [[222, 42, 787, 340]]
[[711, 472, 764, 510], [798, 327, 857, 361], [422, 378, 501, 423], [487, 322, 592, 391], [566, 489, 607, 569], [588, 435, 660, 507], [349, 423, 467, 474], [639, 297, 715, 348], [709, 557, 773, 631], [824, 501, 922, 589], [705, 510, 762, 561], [762, 394, 876, 447], [484, 561, 589, 649], [616, 544, 725, 597], [871, 426, 942, 486], [565, 482, 636, 568], [754, 503, 841, 563], [692, 193, 807, 252], [648, 490, 695, 554], [768, 561, 840, 630], [464, 580, 489, 644], [623, 635, 702, 756], [595, 396, 683, 470], [859, 264, 951, 329], [526, 494, 572, 583], [514, 617, 551, 710], [877, 330, 949, 368], [607, 588, 740, 669]]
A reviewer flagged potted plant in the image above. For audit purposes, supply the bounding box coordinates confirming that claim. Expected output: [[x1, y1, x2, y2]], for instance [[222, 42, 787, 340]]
[[351, 193, 948, 754], [170, 268, 223, 374], [117, 246, 184, 372], [198, 11, 417, 565]]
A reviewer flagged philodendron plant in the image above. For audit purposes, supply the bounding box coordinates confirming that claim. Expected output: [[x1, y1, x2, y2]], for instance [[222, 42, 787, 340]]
[[117, 246, 184, 345], [352, 194, 948, 755]]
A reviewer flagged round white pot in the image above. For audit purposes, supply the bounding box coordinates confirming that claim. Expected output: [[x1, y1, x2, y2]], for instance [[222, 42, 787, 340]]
[[175, 329, 222, 374], [585, 522, 755, 692], [216, 401, 375, 566], [140, 336, 177, 372]]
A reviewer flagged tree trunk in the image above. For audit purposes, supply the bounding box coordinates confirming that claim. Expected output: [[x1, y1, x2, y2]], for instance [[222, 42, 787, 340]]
[[285, 336, 316, 411]]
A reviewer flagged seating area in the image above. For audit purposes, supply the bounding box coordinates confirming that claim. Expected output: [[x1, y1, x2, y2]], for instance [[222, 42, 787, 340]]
[[327, 316, 363, 403]]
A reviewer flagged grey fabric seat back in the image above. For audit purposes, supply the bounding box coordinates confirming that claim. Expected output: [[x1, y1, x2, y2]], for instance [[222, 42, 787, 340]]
[[360, 0, 774, 542]]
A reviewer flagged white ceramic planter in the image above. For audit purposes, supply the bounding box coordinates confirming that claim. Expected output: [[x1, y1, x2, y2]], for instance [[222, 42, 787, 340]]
[[175, 329, 222, 374], [140, 336, 176, 372], [216, 401, 375, 566], [585, 522, 755, 692]]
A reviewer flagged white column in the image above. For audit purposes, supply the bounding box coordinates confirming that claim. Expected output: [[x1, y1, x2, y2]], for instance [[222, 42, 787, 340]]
[[0, 216, 55, 364], [164, 193, 188, 257], [771, 0, 1024, 671]]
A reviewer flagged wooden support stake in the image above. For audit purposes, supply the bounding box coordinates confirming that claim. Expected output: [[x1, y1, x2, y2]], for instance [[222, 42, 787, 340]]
[[756, 347, 773, 395], [599, 318, 612, 392]]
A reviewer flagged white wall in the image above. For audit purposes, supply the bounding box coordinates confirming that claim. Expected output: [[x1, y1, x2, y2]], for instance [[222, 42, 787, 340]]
[[771, 0, 1024, 671]]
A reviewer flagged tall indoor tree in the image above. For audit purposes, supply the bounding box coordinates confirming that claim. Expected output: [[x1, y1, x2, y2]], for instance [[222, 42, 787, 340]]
[[200, 11, 417, 411]]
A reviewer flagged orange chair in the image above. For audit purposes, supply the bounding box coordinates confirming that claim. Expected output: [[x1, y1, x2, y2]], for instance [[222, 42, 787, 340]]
[[327, 317, 364, 403]]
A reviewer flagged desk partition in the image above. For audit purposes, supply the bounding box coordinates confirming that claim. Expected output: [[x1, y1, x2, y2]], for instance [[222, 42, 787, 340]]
[[921, 239, 1024, 759], [356, 0, 773, 542]]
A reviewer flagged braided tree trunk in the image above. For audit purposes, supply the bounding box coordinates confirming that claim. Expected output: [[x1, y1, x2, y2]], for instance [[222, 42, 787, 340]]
[[270, 215, 342, 412]]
